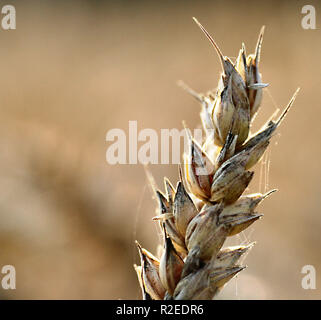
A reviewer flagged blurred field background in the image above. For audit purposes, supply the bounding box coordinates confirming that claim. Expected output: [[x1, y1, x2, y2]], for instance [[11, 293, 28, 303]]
[[0, 0, 320, 299]]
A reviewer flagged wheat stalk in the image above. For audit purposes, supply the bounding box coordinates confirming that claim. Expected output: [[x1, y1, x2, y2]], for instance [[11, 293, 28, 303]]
[[134, 18, 299, 300]]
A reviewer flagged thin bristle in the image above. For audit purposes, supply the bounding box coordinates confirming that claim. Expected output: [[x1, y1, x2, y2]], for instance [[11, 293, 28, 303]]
[[143, 164, 158, 198], [192, 17, 225, 70], [254, 25, 265, 65], [263, 189, 278, 198], [152, 212, 174, 221], [177, 80, 204, 103], [135, 240, 142, 254], [182, 120, 192, 141], [275, 88, 300, 126]]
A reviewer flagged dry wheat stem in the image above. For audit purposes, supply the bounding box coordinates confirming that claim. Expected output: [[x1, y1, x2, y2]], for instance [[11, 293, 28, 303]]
[[134, 18, 299, 300]]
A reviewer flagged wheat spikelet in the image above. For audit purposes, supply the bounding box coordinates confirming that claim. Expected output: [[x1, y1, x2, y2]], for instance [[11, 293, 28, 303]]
[[134, 18, 299, 300]]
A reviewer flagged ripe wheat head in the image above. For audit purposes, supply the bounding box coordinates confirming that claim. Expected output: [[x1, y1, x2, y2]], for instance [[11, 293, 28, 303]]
[[134, 18, 299, 300]]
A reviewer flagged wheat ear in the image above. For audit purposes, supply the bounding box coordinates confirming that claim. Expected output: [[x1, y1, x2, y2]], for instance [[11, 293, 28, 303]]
[[134, 18, 299, 300]]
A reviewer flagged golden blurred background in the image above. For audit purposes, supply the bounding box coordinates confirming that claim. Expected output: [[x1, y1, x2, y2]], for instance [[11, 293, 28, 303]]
[[0, 0, 320, 299]]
